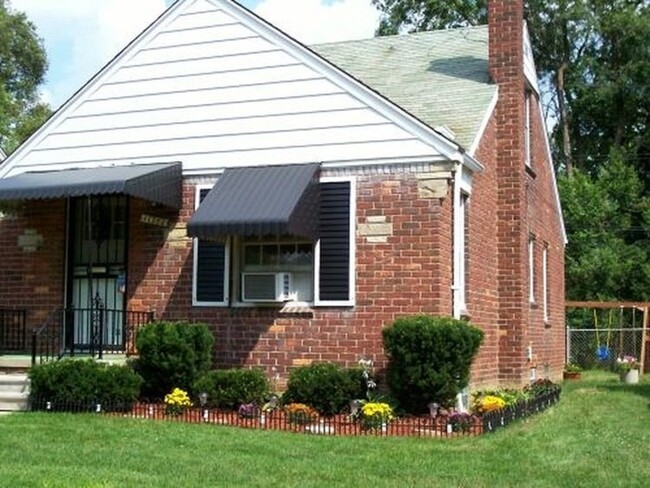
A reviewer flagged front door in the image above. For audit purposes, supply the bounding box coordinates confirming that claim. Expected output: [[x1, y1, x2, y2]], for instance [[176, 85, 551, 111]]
[[66, 196, 127, 353]]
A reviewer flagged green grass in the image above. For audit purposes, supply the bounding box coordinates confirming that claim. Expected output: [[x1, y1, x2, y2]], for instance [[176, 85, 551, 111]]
[[1, 371, 648, 487]]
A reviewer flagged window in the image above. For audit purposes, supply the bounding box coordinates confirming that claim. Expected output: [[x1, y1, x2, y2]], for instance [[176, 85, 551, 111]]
[[192, 178, 355, 307], [542, 245, 549, 322], [458, 193, 469, 313], [240, 241, 314, 302], [524, 90, 532, 167], [528, 235, 535, 304]]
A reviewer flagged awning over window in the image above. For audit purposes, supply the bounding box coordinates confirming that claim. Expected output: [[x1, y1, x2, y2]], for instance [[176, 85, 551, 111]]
[[187, 163, 320, 240], [0, 162, 182, 208]]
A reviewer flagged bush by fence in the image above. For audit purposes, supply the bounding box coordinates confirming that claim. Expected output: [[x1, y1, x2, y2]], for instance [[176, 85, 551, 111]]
[[133, 321, 214, 399], [383, 315, 484, 413], [281, 362, 367, 416], [192, 368, 269, 409], [29, 359, 142, 411]]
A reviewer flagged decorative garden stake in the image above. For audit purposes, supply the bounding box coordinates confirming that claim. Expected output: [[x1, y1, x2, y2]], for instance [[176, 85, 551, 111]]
[[199, 392, 208, 422], [427, 402, 439, 419]]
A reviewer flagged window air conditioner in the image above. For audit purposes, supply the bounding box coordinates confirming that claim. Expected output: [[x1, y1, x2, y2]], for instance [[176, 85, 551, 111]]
[[242, 272, 294, 302]]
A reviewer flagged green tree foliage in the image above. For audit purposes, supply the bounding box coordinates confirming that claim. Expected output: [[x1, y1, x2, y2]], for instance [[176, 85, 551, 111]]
[[0, 0, 51, 153], [372, 0, 486, 35], [559, 153, 650, 301]]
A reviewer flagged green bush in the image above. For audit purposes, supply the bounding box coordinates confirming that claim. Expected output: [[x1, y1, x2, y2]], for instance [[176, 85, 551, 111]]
[[29, 359, 142, 411], [281, 363, 366, 416], [133, 321, 214, 399], [382, 315, 484, 413], [193, 368, 269, 409]]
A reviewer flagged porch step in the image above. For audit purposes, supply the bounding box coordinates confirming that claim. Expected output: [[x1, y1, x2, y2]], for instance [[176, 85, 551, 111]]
[[0, 355, 32, 373], [0, 373, 30, 412]]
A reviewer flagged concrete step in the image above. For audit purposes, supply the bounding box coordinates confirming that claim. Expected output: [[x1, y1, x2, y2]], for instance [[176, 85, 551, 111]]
[[0, 373, 30, 412], [0, 391, 29, 411], [0, 355, 32, 373], [0, 373, 30, 393]]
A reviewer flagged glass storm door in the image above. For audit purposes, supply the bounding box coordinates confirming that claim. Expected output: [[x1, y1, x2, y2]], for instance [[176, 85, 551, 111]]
[[67, 196, 127, 352]]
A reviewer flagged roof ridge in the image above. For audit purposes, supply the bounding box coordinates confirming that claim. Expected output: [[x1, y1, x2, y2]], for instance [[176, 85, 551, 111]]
[[313, 24, 488, 48]]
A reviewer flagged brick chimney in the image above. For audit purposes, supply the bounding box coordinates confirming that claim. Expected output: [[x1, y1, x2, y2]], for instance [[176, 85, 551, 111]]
[[488, 0, 529, 384]]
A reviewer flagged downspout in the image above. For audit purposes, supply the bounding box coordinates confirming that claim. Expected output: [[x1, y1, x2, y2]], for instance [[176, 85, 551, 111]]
[[451, 157, 463, 320]]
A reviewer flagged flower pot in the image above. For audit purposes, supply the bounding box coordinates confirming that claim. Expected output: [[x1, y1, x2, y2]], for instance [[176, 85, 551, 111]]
[[621, 369, 640, 384]]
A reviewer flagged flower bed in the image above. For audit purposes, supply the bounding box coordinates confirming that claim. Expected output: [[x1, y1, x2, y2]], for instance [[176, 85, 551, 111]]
[[28, 385, 561, 438]]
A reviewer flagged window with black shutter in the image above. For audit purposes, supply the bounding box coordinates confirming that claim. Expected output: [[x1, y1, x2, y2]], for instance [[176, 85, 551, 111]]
[[193, 187, 228, 305], [318, 180, 353, 304]]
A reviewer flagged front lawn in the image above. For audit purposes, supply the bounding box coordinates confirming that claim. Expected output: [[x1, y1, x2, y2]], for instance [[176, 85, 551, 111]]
[[1, 371, 648, 487]]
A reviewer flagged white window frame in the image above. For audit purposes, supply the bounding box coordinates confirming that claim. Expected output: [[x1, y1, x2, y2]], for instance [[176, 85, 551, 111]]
[[314, 176, 356, 307], [192, 184, 230, 307], [525, 90, 532, 168], [528, 235, 535, 304], [543, 244, 549, 322]]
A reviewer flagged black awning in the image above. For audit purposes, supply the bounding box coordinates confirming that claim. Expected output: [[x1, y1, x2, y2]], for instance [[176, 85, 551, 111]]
[[187, 163, 320, 240], [0, 162, 182, 208]]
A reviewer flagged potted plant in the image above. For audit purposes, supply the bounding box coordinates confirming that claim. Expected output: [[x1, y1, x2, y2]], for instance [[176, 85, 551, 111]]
[[563, 363, 582, 380], [616, 356, 640, 384]]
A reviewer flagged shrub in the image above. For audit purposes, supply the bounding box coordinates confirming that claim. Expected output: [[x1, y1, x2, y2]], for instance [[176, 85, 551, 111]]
[[382, 315, 484, 413], [133, 321, 213, 399], [281, 362, 366, 416], [29, 359, 142, 411], [192, 368, 269, 409]]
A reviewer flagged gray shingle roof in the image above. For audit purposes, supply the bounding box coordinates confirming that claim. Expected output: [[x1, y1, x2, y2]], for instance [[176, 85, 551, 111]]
[[313, 25, 496, 149]]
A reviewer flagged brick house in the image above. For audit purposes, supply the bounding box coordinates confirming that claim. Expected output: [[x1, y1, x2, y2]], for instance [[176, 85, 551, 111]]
[[0, 0, 565, 387]]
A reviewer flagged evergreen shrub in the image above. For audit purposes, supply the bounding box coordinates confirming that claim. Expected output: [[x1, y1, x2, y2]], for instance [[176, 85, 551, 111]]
[[29, 358, 142, 411], [382, 315, 484, 413], [193, 368, 269, 409], [282, 362, 366, 416], [133, 321, 213, 399]]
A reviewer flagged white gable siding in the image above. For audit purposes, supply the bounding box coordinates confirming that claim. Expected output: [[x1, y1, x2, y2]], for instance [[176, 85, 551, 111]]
[[5, 0, 442, 177]]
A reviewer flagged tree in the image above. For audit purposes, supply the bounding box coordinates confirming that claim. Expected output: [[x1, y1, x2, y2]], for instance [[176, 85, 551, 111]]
[[0, 0, 51, 154], [559, 154, 650, 301], [372, 0, 487, 35]]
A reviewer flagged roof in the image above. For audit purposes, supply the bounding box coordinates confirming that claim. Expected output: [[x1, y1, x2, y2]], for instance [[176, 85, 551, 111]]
[[314, 26, 496, 149], [187, 163, 320, 239], [0, 162, 182, 208]]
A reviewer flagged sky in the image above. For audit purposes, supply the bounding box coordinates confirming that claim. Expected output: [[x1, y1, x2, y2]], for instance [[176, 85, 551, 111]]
[[11, 0, 381, 110]]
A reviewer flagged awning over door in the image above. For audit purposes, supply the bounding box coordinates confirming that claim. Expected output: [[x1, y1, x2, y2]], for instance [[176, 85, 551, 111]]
[[0, 162, 182, 208], [187, 163, 320, 240]]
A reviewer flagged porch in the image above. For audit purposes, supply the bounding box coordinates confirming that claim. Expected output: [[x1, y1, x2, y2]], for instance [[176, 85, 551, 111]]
[[0, 306, 154, 367]]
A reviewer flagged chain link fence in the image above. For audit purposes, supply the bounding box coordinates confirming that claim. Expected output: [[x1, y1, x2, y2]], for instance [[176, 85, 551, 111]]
[[566, 327, 644, 371]]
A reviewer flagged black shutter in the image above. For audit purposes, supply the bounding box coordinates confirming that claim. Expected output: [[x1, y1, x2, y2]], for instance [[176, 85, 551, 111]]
[[196, 188, 226, 303], [319, 181, 351, 302]]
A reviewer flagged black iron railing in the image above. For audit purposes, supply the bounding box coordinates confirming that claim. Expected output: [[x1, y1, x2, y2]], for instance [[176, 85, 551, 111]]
[[31, 308, 154, 365], [0, 308, 28, 354]]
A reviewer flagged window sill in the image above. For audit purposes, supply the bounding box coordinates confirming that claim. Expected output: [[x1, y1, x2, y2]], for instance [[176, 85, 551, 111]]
[[230, 301, 315, 318]]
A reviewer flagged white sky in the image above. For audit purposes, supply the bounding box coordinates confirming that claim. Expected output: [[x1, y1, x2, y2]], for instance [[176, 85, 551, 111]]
[[11, 0, 381, 109]]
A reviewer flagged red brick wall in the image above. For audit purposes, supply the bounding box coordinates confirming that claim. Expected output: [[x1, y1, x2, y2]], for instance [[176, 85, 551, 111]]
[[126, 173, 458, 385], [468, 115, 501, 386], [0, 200, 66, 329]]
